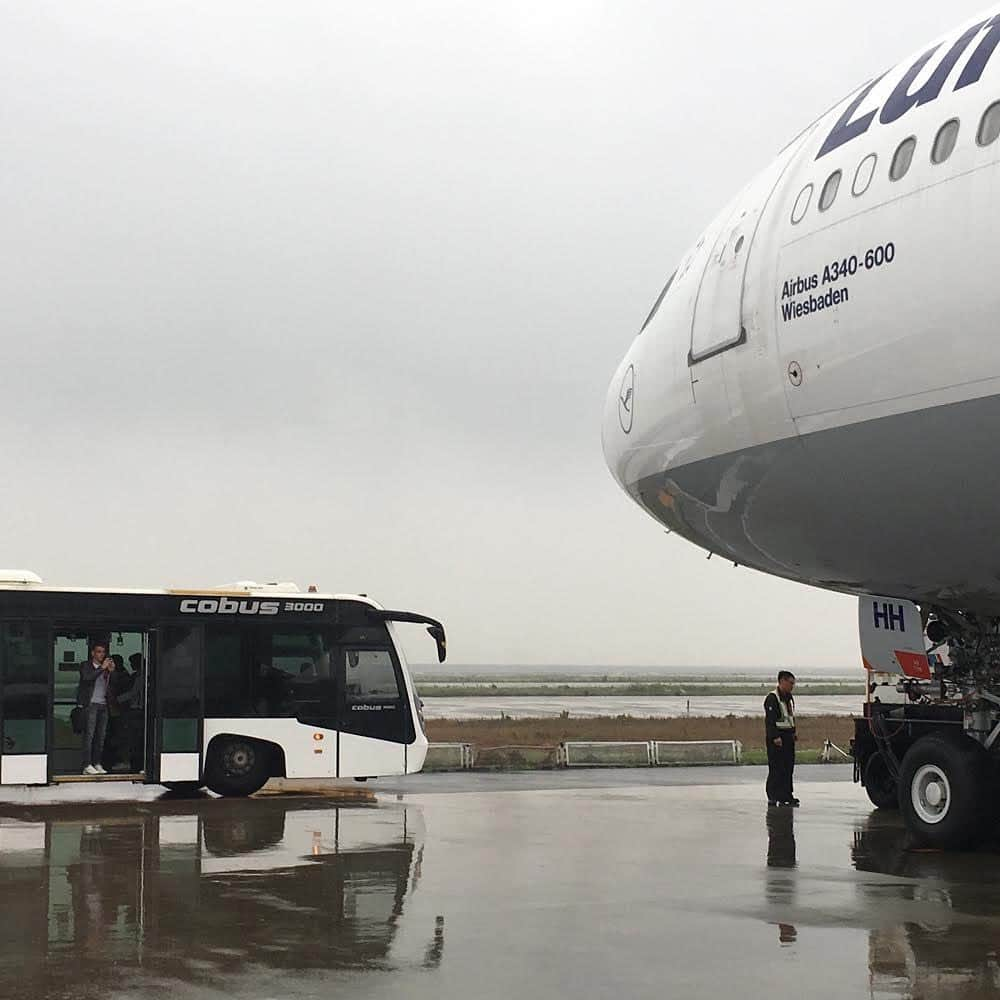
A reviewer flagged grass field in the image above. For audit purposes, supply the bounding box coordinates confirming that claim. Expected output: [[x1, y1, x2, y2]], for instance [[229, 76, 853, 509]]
[[424, 714, 855, 755]]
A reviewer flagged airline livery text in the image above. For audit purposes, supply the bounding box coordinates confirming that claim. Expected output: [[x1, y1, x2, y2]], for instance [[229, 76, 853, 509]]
[[818, 14, 1000, 158]]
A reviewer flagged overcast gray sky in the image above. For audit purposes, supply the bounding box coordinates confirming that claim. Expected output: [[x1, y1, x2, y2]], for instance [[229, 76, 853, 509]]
[[0, 1, 975, 667]]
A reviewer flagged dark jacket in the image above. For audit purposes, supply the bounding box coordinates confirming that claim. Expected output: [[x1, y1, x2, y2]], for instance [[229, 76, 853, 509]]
[[764, 691, 796, 743], [76, 661, 106, 708], [107, 668, 135, 717]]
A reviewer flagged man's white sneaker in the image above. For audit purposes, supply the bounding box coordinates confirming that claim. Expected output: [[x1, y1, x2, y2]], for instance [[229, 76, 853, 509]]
[[83, 765, 99, 775], [94, 765, 108, 775]]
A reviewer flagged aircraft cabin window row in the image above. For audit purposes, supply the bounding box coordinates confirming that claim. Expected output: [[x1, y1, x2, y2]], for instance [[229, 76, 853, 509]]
[[791, 100, 1000, 224]]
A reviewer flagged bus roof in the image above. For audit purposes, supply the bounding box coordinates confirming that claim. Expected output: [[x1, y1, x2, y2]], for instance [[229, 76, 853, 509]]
[[0, 572, 381, 607]]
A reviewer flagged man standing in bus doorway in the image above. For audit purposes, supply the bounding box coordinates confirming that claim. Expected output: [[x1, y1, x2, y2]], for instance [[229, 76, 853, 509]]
[[77, 641, 114, 775], [764, 671, 799, 807]]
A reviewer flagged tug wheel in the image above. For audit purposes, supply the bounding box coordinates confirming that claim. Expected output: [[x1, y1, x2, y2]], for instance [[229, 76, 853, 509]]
[[898, 733, 988, 849], [863, 752, 898, 810]]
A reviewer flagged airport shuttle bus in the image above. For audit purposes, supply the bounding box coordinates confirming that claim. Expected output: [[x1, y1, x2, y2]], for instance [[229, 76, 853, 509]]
[[0, 572, 445, 794]]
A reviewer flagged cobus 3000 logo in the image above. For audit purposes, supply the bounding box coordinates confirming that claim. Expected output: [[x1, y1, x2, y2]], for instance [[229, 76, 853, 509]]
[[179, 598, 326, 616]]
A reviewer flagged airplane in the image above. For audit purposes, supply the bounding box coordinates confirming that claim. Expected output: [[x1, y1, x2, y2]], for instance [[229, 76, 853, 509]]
[[602, 6, 1000, 849]]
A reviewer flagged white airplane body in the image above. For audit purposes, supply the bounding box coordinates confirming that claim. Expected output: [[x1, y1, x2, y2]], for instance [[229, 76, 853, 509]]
[[603, 6, 1000, 614]]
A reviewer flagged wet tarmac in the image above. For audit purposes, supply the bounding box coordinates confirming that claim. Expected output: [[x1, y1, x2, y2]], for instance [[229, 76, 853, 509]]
[[1, 770, 999, 999]]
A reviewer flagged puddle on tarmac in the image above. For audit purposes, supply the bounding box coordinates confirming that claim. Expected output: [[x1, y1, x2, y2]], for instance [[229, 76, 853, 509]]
[[1, 783, 1000, 999], [0, 798, 442, 999]]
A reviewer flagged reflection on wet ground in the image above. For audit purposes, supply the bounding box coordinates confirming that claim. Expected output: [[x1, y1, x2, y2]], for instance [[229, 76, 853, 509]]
[[1, 774, 1000, 998], [852, 811, 1000, 999], [0, 797, 438, 999]]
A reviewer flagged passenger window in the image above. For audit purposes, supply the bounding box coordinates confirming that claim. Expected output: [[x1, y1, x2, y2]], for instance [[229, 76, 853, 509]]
[[977, 101, 1000, 146], [890, 137, 916, 181], [818, 170, 841, 212], [1, 623, 49, 749], [852, 154, 877, 196], [205, 626, 251, 717], [931, 119, 960, 164], [790, 184, 812, 224], [268, 631, 331, 680], [254, 629, 332, 718]]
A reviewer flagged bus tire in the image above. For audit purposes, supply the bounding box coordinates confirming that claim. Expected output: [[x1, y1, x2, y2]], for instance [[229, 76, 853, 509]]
[[203, 811, 286, 855], [898, 733, 987, 849], [862, 752, 898, 810], [204, 736, 273, 797], [161, 781, 205, 795]]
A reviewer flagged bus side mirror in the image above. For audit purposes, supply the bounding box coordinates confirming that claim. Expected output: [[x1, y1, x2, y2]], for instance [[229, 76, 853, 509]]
[[427, 625, 446, 663]]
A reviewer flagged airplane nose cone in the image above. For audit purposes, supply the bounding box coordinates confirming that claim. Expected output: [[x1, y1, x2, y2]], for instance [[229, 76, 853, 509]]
[[602, 355, 636, 492]]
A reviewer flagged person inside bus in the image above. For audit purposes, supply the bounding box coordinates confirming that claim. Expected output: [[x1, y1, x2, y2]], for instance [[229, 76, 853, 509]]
[[102, 654, 135, 772], [116, 653, 145, 773], [77, 641, 115, 775], [256, 662, 294, 716]]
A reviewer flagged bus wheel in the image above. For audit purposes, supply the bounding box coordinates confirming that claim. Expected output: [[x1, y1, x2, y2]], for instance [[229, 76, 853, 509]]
[[862, 752, 898, 810], [204, 736, 272, 797], [898, 733, 987, 849], [161, 781, 205, 795]]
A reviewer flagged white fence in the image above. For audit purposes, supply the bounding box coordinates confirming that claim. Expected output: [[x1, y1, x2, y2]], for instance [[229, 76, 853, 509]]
[[558, 739, 743, 768], [559, 741, 652, 767], [426, 738, 749, 770], [425, 743, 475, 769], [651, 740, 742, 766]]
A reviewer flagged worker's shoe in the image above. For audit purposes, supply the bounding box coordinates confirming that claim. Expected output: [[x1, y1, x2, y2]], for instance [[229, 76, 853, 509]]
[[789, 798, 800, 807], [767, 800, 778, 807]]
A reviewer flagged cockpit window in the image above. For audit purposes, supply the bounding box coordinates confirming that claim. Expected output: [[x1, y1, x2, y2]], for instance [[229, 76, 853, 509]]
[[639, 269, 677, 334]]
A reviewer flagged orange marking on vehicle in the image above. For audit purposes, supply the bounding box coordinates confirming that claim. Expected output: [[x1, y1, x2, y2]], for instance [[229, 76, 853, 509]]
[[894, 650, 931, 680]]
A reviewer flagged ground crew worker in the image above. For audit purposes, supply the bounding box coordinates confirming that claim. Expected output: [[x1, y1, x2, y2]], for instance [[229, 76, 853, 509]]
[[764, 670, 799, 807]]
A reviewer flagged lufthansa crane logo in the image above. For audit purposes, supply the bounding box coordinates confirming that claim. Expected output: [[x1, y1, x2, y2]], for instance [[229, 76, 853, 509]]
[[618, 365, 635, 434]]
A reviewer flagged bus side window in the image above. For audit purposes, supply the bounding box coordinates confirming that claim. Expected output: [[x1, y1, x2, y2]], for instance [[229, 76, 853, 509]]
[[256, 629, 332, 719], [0, 622, 49, 755], [344, 650, 401, 700], [204, 626, 253, 718]]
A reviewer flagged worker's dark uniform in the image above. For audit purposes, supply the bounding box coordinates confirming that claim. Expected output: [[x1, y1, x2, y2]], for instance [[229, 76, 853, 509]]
[[764, 691, 796, 805]]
